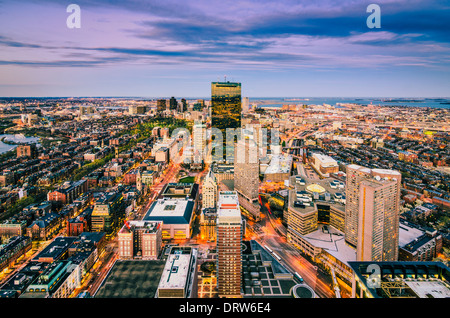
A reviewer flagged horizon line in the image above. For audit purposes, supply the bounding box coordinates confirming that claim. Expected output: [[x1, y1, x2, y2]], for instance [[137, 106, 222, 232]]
[[1, 96, 450, 99]]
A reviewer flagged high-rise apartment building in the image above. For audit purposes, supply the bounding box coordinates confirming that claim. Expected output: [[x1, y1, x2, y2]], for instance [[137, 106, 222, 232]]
[[234, 138, 259, 204], [193, 121, 207, 162], [157, 99, 166, 113], [242, 97, 250, 113], [244, 123, 266, 158], [345, 164, 401, 261], [357, 179, 399, 261], [180, 98, 187, 112], [211, 81, 242, 162], [217, 191, 242, 298], [128, 105, 146, 115]]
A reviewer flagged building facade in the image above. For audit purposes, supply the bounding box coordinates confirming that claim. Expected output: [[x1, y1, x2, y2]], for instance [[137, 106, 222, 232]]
[[200, 207, 217, 241], [91, 191, 126, 237], [202, 170, 217, 209], [193, 121, 207, 162], [157, 246, 198, 298], [211, 81, 242, 162], [234, 138, 259, 204], [216, 191, 242, 298], [345, 164, 401, 262], [118, 220, 162, 260]]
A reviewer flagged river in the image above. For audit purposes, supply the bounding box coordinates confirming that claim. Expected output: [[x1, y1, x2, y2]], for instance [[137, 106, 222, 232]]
[[0, 134, 40, 154]]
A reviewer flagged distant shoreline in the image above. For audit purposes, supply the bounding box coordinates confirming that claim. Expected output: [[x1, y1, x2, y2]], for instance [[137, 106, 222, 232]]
[[0, 134, 40, 154]]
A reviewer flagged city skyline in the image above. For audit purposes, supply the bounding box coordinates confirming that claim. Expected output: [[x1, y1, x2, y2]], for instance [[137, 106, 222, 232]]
[[0, 93, 448, 300], [0, 0, 449, 304], [1, 0, 449, 97]]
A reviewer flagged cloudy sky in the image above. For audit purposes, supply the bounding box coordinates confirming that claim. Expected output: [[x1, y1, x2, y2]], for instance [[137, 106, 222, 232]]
[[0, 0, 449, 97]]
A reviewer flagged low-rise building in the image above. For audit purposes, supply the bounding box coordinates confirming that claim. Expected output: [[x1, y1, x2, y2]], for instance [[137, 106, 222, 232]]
[[26, 213, 64, 242], [47, 180, 87, 205], [263, 154, 293, 182], [348, 261, 450, 298], [156, 246, 198, 298], [118, 220, 162, 260], [0, 221, 27, 243], [32, 236, 77, 263], [310, 153, 339, 177], [143, 198, 195, 240], [0, 236, 32, 273], [67, 207, 93, 236], [398, 220, 443, 262], [91, 191, 126, 237], [199, 207, 217, 241]]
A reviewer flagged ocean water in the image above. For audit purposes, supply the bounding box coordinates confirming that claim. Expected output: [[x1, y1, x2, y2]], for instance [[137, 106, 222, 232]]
[[252, 97, 450, 109]]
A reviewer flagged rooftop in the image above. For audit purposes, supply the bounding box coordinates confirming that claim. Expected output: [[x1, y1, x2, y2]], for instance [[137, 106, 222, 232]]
[[157, 246, 196, 292], [217, 191, 241, 218], [312, 153, 338, 166], [348, 261, 450, 298], [32, 236, 77, 262], [264, 154, 293, 174], [306, 184, 326, 194], [302, 224, 356, 265], [95, 260, 165, 298], [405, 280, 450, 298], [398, 221, 426, 248], [120, 220, 162, 234], [144, 198, 194, 224], [288, 175, 346, 215], [241, 241, 301, 298], [161, 183, 198, 200]]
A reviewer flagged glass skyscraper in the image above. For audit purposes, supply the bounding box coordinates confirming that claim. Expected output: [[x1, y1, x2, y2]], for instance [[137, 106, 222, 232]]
[[211, 81, 242, 162]]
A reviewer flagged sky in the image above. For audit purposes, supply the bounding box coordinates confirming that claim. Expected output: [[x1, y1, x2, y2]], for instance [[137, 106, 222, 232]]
[[0, 0, 449, 98]]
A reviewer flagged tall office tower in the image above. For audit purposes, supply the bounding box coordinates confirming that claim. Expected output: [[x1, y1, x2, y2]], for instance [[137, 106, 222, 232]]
[[345, 164, 401, 261], [234, 138, 259, 204], [157, 99, 166, 113], [181, 98, 187, 112], [202, 169, 218, 209], [245, 123, 267, 158], [169, 97, 178, 110], [217, 191, 242, 298], [211, 81, 242, 162], [193, 121, 207, 162], [242, 97, 250, 113], [128, 105, 138, 115]]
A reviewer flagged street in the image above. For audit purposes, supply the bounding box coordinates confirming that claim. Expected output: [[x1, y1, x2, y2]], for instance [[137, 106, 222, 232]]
[[255, 202, 336, 298]]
